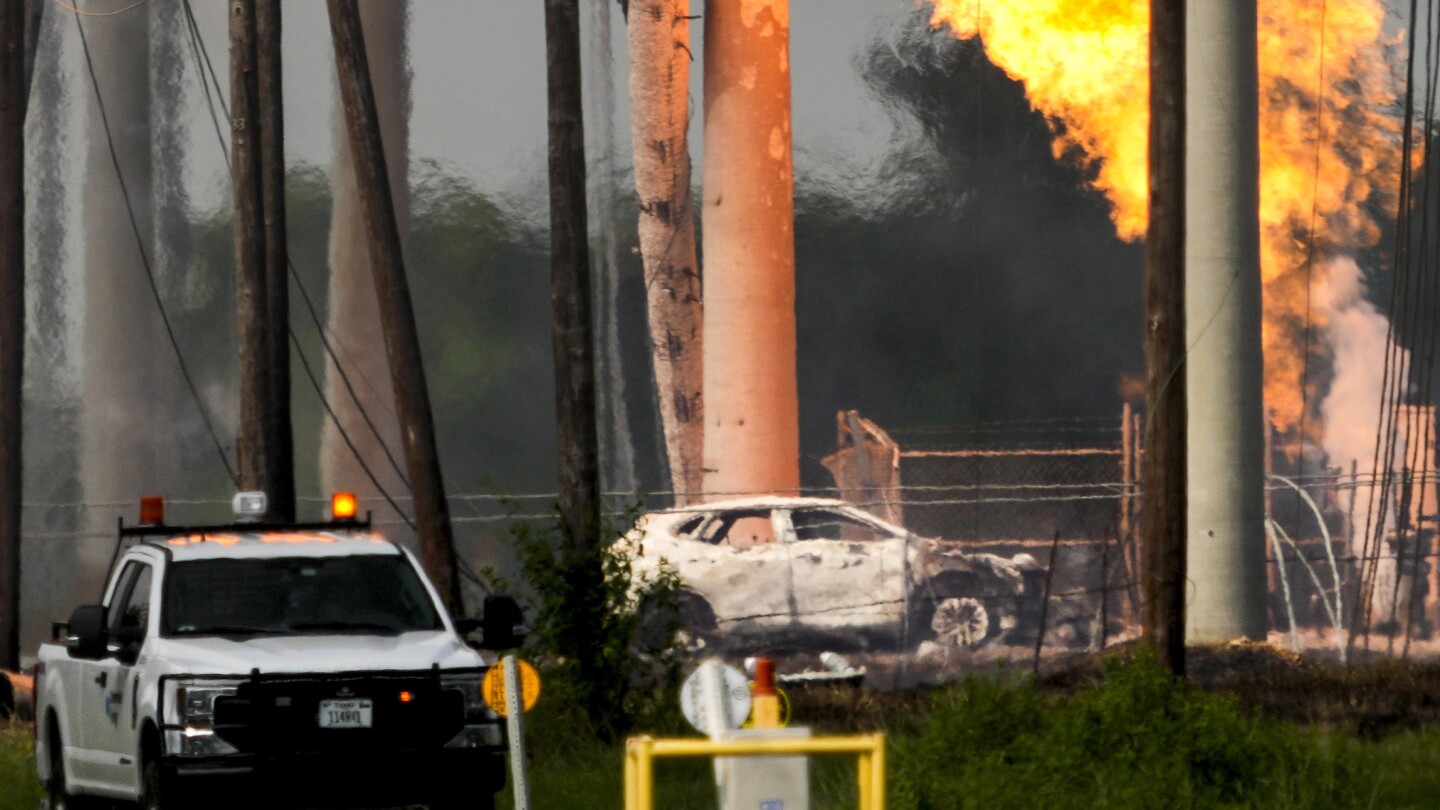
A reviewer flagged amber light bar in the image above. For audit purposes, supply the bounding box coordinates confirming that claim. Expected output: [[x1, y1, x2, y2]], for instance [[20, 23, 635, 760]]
[[331, 491, 358, 521], [139, 496, 165, 526]]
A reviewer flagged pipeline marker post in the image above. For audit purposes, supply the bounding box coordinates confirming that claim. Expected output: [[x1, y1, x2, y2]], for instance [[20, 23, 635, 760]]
[[719, 727, 810, 810], [680, 659, 750, 797], [483, 657, 541, 715], [483, 656, 540, 810], [623, 734, 887, 810]]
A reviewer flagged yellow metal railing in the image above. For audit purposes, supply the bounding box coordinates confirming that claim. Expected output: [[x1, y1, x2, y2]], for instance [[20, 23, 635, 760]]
[[623, 733, 887, 810]]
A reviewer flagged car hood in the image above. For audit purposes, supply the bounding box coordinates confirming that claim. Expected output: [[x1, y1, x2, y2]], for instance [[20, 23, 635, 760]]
[[148, 630, 489, 676]]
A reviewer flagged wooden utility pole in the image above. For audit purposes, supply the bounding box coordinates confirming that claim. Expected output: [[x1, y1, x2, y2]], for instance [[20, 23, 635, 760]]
[[21, 0, 40, 107], [545, 0, 601, 553], [256, 0, 294, 522], [0, 0, 25, 672], [545, 0, 606, 728], [230, 0, 277, 513], [1141, 0, 1187, 677], [326, 0, 462, 614]]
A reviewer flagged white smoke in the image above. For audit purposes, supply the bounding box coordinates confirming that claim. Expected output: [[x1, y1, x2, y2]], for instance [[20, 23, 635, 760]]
[[1318, 256, 1405, 492], [1317, 256, 1418, 625]]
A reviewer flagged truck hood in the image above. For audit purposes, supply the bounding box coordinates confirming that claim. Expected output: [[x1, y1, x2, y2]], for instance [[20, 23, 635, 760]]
[[147, 630, 491, 676]]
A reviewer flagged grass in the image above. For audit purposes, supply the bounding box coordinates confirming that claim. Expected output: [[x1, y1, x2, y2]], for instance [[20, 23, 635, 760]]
[[494, 706, 864, 808], [0, 721, 42, 810], [7, 657, 1440, 810], [1344, 728, 1440, 807]]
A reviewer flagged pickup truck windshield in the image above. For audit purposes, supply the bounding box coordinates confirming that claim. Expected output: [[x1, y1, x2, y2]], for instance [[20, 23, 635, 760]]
[[163, 555, 444, 636]]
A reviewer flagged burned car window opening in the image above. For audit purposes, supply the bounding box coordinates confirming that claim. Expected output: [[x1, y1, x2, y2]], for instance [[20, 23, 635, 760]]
[[697, 511, 774, 547], [674, 515, 706, 536], [163, 555, 443, 637], [791, 509, 894, 543]]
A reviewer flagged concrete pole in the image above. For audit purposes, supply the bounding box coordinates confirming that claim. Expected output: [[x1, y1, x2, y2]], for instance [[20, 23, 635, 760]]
[[80, 0, 157, 580], [701, 0, 799, 503], [1184, 0, 1269, 642], [629, 0, 704, 506]]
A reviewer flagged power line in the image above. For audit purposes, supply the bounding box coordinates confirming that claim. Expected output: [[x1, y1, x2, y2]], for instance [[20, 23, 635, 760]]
[[289, 328, 415, 532], [177, 0, 412, 493], [70, 7, 239, 487], [53, 0, 148, 18]]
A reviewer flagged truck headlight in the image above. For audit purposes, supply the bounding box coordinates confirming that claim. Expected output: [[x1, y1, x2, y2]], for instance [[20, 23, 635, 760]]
[[162, 679, 244, 757], [439, 670, 504, 749]]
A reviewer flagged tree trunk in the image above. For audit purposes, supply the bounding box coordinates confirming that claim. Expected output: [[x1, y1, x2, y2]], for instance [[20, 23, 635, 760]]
[[627, 0, 703, 506], [701, 0, 798, 503], [321, 0, 409, 530]]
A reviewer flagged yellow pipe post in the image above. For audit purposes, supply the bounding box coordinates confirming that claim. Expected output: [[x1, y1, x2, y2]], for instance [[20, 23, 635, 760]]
[[623, 734, 885, 810], [623, 742, 637, 810], [857, 749, 873, 810], [636, 736, 655, 810], [870, 737, 886, 810]]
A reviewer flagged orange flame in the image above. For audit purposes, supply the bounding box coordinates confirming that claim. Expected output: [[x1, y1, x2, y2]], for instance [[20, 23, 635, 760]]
[[931, 0, 1407, 435]]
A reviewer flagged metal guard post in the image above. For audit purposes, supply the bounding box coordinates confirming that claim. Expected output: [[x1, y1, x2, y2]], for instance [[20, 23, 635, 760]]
[[623, 733, 886, 810]]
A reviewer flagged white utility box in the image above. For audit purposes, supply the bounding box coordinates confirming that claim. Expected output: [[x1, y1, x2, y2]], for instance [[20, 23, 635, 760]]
[[719, 727, 811, 810]]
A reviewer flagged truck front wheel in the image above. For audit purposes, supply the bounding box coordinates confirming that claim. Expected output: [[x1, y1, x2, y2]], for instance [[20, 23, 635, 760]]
[[139, 736, 178, 810], [45, 718, 93, 810]]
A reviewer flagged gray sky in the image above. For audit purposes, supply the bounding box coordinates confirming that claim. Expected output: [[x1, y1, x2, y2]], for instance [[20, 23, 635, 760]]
[[184, 0, 924, 213]]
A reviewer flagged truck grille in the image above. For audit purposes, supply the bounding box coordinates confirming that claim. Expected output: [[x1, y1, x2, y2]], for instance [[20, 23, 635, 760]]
[[211, 670, 467, 755]]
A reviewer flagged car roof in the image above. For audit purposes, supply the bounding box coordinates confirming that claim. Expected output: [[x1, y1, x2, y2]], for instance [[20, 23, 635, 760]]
[[142, 530, 402, 562], [657, 495, 852, 515]]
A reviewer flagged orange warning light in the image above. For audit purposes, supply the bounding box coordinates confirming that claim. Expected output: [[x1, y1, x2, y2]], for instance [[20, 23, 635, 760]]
[[139, 496, 165, 526], [399, 690, 414, 703], [331, 491, 358, 522]]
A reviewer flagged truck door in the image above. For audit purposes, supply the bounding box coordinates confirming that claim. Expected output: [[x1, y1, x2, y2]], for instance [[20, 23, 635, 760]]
[[84, 560, 152, 793]]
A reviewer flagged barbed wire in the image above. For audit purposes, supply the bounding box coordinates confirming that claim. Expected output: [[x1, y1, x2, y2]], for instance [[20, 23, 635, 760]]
[[20, 466, 1433, 514]]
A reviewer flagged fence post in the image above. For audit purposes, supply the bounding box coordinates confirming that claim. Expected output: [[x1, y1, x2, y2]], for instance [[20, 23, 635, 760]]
[[1033, 530, 1061, 674]]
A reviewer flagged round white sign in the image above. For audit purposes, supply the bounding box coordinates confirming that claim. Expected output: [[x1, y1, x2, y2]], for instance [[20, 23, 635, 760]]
[[679, 659, 751, 734]]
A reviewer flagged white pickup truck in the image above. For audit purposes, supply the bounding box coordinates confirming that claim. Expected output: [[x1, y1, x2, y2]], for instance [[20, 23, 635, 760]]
[[33, 496, 523, 810]]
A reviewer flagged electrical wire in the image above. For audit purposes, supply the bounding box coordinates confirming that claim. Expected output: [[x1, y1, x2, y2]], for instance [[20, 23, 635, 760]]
[[177, 0, 412, 493], [1293, 0, 1330, 511], [53, 0, 147, 18], [70, 8, 239, 487], [289, 328, 415, 532]]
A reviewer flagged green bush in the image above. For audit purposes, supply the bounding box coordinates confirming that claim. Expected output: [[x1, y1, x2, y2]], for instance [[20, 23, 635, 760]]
[[497, 508, 685, 740], [892, 653, 1358, 809]]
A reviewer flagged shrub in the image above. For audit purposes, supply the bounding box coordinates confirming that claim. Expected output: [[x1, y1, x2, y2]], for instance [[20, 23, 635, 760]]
[[892, 652, 1358, 809], [497, 507, 685, 740]]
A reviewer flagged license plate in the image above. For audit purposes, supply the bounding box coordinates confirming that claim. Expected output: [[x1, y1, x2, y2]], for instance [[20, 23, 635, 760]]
[[318, 699, 373, 729]]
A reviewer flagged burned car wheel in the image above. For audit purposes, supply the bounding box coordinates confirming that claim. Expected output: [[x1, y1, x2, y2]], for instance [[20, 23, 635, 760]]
[[930, 597, 990, 647], [636, 589, 716, 652]]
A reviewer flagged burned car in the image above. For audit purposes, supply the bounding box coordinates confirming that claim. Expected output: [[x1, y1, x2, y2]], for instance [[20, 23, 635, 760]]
[[623, 497, 1040, 651]]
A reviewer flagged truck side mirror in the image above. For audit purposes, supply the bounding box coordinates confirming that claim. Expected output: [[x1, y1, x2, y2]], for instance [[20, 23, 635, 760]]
[[479, 595, 525, 651], [66, 605, 107, 661], [113, 625, 145, 666]]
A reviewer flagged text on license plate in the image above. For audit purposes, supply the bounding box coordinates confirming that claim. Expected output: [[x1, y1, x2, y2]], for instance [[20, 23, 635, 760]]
[[318, 699, 373, 729]]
